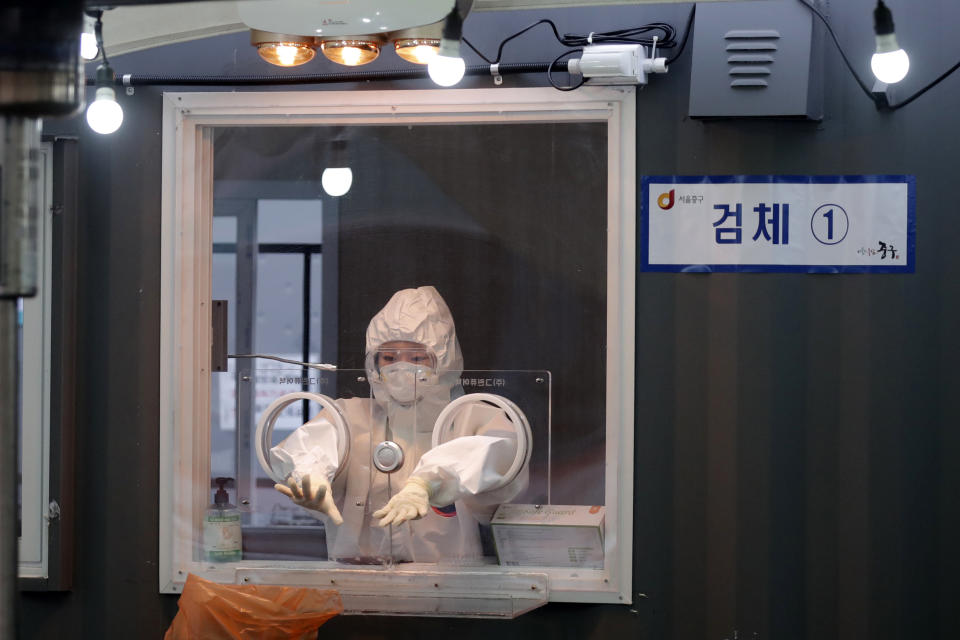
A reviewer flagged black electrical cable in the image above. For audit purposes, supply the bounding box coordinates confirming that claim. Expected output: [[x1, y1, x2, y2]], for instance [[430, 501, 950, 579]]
[[466, 18, 680, 67], [462, 17, 685, 90], [462, 37, 493, 64], [887, 58, 960, 110], [546, 49, 586, 92], [92, 10, 108, 67], [796, 0, 960, 110], [84, 61, 573, 87], [665, 4, 697, 66], [796, 0, 877, 101], [492, 19, 565, 65]]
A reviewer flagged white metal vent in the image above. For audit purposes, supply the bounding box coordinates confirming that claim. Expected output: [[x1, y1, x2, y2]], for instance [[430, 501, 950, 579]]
[[724, 28, 780, 88], [689, 0, 820, 119]]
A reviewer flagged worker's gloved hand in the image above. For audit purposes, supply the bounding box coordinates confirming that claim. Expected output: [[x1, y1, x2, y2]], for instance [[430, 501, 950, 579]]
[[274, 474, 344, 526], [372, 477, 431, 527]]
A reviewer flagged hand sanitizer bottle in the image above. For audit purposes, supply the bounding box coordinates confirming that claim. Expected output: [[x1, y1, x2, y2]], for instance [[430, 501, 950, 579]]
[[203, 477, 242, 562]]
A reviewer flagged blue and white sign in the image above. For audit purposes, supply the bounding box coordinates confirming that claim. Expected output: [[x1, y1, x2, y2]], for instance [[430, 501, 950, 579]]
[[641, 176, 916, 273]]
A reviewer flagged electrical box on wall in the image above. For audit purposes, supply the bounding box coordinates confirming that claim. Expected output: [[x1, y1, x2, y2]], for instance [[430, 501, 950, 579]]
[[688, 0, 823, 119]]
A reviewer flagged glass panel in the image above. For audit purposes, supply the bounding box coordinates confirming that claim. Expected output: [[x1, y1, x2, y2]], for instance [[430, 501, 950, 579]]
[[208, 367, 551, 567], [257, 199, 323, 244], [211, 253, 237, 481], [207, 121, 607, 574], [254, 252, 303, 358], [309, 254, 322, 362], [16, 299, 22, 536], [212, 216, 236, 243]]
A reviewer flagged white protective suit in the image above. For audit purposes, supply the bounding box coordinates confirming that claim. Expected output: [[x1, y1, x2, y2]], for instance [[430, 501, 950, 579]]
[[270, 286, 527, 563]]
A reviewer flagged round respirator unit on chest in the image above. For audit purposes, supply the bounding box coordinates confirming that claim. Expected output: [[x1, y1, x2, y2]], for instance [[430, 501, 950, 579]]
[[372, 440, 405, 473]]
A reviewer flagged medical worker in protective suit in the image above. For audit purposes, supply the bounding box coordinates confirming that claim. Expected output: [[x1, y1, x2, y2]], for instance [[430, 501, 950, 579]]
[[270, 286, 527, 563]]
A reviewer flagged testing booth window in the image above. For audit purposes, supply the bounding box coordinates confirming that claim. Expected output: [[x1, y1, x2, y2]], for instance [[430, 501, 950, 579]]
[[160, 88, 635, 616]]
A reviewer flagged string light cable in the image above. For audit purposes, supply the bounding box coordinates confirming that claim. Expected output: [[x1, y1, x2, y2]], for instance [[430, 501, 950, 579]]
[[93, 10, 109, 68], [797, 0, 960, 110]]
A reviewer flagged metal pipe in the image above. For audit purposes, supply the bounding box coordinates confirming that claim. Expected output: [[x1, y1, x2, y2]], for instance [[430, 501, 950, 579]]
[[0, 114, 41, 640], [0, 301, 18, 640], [1, 5, 85, 636], [85, 61, 571, 87], [0, 117, 41, 298]]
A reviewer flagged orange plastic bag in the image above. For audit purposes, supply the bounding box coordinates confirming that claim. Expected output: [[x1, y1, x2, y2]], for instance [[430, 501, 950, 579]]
[[164, 574, 343, 640]]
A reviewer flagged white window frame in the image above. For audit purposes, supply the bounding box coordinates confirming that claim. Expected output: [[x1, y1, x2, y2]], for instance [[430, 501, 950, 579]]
[[159, 87, 636, 608], [18, 142, 53, 579]]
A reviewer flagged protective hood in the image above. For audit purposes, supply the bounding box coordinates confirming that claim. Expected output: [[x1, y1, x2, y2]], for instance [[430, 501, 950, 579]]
[[365, 286, 464, 403]]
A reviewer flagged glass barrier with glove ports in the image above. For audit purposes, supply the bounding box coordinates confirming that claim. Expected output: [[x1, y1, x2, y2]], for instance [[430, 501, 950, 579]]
[[207, 365, 552, 569]]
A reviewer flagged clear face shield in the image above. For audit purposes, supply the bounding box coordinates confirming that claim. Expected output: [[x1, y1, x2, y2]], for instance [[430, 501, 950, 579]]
[[366, 342, 440, 405]]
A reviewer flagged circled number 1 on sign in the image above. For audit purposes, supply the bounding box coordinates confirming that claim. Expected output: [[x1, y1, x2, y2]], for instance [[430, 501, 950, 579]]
[[811, 204, 849, 245]]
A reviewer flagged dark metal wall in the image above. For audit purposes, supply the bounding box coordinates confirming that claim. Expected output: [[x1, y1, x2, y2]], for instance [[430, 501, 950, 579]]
[[22, 1, 960, 638]]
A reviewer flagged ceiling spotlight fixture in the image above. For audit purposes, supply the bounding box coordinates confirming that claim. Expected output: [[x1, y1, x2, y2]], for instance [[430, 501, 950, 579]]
[[394, 38, 440, 65], [320, 39, 380, 66], [322, 140, 353, 197], [871, 1, 909, 84], [80, 12, 99, 60], [428, 8, 465, 87], [251, 30, 316, 67]]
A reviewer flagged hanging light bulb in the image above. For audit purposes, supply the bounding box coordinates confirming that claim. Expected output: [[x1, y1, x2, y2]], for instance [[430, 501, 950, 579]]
[[427, 9, 465, 87], [80, 13, 99, 60], [395, 38, 440, 65], [871, 1, 909, 84], [84, 13, 122, 135], [321, 167, 353, 197], [322, 139, 352, 197], [86, 64, 123, 134], [428, 53, 465, 86], [320, 39, 380, 66], [251, 30, 316, 67]]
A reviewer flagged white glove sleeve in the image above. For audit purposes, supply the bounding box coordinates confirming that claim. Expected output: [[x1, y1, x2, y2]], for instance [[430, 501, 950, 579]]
[[412, 401, 522, 506], [269, 414, 340, 484], [371, 477, 431, 527], [274, 473, 344, 526]]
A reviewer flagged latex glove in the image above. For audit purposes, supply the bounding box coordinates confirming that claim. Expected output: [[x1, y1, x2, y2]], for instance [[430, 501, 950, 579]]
[[372, 477, 431, 527], [274, 474, 343, 526]]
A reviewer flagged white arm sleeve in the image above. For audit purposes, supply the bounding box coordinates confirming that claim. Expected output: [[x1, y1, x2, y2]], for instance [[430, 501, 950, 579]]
[[411, 405, 521, 507], [269, 413, 341, 483]]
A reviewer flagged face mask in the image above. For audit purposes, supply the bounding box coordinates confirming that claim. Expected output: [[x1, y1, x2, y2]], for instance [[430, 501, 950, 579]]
[[379, 362, 438, 404]]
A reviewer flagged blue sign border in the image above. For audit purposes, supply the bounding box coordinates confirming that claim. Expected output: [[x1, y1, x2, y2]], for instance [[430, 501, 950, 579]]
[[639, 175, 916, 273]]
